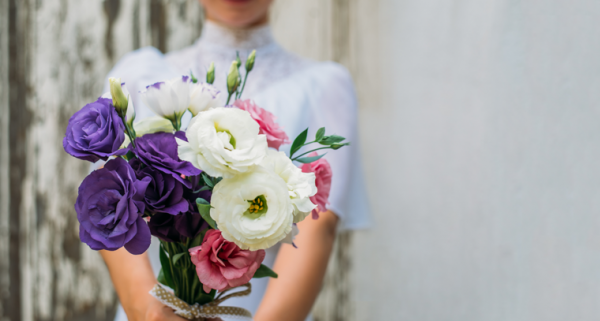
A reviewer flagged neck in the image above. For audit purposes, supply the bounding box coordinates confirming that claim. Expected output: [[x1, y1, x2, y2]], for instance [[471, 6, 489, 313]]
[[205, 14, 269, 29], [198, 20, 275, 50]]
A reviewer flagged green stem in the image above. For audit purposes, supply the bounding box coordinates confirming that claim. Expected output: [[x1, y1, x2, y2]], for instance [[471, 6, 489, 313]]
[[225, 91, 234, 105], [292, 146, 331, 160], [236, 72, 249, 100]]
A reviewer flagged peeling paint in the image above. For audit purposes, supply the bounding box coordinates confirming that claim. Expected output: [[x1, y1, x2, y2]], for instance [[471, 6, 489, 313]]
[[2, 1, 204, 320]]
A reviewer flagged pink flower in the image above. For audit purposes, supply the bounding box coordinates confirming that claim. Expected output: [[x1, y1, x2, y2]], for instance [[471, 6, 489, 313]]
[[301, 153, 332, 219], [234, 99, 290, 150], [189, 229, 266, 293]]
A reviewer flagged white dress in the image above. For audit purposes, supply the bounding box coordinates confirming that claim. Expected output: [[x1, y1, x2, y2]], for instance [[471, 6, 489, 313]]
[[106, 21, 370, 321]]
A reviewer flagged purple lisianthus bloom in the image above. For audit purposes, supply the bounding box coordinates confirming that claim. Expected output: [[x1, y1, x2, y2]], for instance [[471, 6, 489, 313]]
[[130, 158, 189, 215], [132, 131, 201, 188], [148, 209, 207, 243], [63, 97, 128, 162], [75, 157, 151, 254]]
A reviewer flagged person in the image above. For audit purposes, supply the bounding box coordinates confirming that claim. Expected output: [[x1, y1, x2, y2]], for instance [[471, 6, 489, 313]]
[[100, 0, 369, 320]]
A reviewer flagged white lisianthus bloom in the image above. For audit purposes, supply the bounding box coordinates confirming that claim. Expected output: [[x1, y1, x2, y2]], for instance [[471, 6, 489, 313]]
[[177, 107, 267, 178], [260, 150, 317, 223], [188, 83, 221, 116], [132, 116, 174, 136], [210, 165, 294, 250], [139, 76, 190, 125]]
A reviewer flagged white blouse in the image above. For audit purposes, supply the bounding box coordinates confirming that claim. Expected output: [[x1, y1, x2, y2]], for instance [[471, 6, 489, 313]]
[[106, 21, 369, 321]]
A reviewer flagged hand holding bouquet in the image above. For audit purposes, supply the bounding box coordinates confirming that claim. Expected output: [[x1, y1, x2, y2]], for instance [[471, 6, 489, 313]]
[[63, 51, 349, 320]]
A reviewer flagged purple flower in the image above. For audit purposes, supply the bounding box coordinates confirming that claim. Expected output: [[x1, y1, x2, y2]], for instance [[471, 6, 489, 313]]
[[132, 132, 201, 188], [63, 97, 127, 162], [148, 209, 207, 243], [130, 158, 189, 215], [76, 157, 151, 254]]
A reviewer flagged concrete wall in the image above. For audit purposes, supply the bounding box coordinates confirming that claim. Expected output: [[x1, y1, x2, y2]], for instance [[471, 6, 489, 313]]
[[274, 0, 600, 320]]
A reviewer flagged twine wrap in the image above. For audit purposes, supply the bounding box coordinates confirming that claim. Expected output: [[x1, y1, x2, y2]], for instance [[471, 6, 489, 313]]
[[150, 283, 253, 320]]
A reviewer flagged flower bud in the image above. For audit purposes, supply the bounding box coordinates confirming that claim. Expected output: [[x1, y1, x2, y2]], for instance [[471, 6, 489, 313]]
[[190, 70, 198, 84], [206, 62, 215, 84], [235, 54, 242, 69], [331, 142, 350, 150], [245, 50, 256, 72], [109, 78, 129, 116], [227, 60, 240, 94], [126, 99, 135, 127]]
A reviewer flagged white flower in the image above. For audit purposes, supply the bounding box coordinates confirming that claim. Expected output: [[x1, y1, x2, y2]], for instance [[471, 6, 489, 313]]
[[133, 116, 174, 136], [177, 107, 267, 178], [210, 165, 294, 250], [189, 83, 221, 116], [139, 76, 190, 123], [260, 150, 317, 223]]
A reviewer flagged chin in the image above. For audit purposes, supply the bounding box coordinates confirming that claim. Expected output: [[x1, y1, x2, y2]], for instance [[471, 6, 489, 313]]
[[201, 0, 271, 28]]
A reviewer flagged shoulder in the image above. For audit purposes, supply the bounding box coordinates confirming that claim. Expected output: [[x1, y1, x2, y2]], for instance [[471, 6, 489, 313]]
[[106, 47, 179, 91], [110, 47, 168, 75], [294, 61, 356, 96], [297, 61, 357, 107], [164, 45, 198, 74]]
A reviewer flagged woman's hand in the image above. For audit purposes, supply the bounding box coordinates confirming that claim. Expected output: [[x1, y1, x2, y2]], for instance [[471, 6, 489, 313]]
[[131, 295, 187, 321], [99, 248, 185, 321]]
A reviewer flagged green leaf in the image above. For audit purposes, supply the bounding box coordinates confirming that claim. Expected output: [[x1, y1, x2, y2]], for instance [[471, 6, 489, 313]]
[[158, 246, 175, 288], [201, 172, 214, 188], [124, 150, 136, 161], [253, 264, 278, 279], [295, 153, 327, 164], [189, 229, 206, 248], [315, 127, 326, 142], [193, 186, 211, 193], [172, 252, 186, 265], [319, 135, 346, 145], [157, 269, 167, 286], [196, 198, 217, 229], [290, 128, 309, 157]]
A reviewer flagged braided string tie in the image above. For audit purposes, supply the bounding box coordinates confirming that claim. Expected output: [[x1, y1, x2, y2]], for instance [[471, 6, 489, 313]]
[[150, 283, 253, 320]]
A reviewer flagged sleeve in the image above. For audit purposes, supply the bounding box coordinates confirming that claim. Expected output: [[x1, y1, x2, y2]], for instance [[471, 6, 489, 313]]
[[308, 62, 371, 231]]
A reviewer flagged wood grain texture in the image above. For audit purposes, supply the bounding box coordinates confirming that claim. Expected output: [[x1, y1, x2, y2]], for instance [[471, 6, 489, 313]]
[[0, 0, 10, 320], [271, 1, 363, 320], [2, 1, 202, 320]]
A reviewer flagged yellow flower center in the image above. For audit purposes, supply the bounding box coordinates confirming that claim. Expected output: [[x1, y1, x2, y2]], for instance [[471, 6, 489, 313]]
[[244, 195, 268, 219]]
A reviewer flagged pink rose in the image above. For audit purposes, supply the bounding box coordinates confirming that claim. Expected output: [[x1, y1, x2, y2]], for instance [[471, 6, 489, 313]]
[[301, 153, 332, 219], [189, 229, 266, 293], [234, 99, 290, 150]]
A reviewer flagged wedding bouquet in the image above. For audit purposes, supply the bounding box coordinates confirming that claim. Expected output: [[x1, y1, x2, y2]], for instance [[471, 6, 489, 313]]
[[63, 51, 349, 320]]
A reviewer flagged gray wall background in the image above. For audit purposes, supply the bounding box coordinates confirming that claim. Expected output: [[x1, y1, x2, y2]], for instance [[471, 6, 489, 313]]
[[2, 0, 600, 320], [273, 0, 600, 320]]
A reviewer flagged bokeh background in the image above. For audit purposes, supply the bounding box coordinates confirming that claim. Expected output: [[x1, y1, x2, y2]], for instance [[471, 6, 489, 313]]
[[2, 0, 600, 320]]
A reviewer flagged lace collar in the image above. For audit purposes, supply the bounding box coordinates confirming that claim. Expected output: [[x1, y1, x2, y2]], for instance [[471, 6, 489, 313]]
[[196, 21, 276, 52]]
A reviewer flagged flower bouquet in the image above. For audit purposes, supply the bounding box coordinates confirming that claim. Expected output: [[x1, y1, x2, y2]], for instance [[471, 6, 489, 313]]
[[63, 51, 349, 320]]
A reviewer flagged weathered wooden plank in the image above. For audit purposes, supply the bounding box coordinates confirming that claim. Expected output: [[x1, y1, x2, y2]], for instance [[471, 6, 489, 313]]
[[271, 1, 359, 320], [0, 1, 203, 320], [0, 0, 11, 320]]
